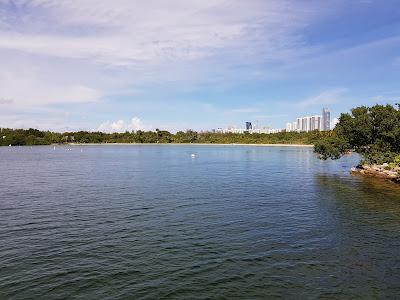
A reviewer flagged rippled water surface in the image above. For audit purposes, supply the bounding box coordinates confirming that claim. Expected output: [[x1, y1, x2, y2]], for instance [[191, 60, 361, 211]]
[[1, 145, 400, 299]]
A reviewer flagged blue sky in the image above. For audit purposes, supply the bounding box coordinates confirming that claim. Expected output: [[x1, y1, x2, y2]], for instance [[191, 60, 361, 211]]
[[0, 0, 399, 132]]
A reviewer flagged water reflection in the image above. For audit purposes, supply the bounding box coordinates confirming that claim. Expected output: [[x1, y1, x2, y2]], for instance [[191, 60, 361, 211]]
[[312, 174, 400, 298], [315, 174, 400, 219], [1, 145, 400, 299]]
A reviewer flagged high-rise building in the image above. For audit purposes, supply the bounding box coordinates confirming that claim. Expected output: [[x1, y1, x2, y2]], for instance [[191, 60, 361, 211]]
[[310, 116, 316, 131], [302, 118, 306, 132], [286, 109, 330, 132], [310, 115, 321, 131], [322, 108, 331, 131], [307, 116, 313, 132], [286, 108, 330, 133], [286, 121, 301, 132], [296, 118, 302, 131], [245, 122, 252, 130]]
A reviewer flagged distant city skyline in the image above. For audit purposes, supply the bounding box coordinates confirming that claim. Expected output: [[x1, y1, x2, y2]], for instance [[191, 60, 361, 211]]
[[204, 108, 320, 135], [218, 107, 336, 135], [217, 120, 283, 134], [286, 108, 332, 133], [0, 1, 399, 132]]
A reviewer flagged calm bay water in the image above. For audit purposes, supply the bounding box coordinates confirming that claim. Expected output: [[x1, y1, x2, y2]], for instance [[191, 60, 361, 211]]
[[1, 145, 400, 299]]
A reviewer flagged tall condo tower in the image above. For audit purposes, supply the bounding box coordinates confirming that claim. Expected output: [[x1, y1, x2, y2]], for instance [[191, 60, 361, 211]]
[[322, 108, 331, 131]]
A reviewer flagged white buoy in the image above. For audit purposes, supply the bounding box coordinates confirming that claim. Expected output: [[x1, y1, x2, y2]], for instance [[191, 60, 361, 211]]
[[53, 146, 56, 150], [191, 153, 196, 158]]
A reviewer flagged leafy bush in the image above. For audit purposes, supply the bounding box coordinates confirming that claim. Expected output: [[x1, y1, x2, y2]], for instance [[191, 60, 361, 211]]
[[315, 104, 400, 165]]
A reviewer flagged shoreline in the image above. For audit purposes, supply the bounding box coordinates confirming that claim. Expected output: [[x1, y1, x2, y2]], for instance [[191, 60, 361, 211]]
[[351, 164, 400, 183], [65, 143, 314, 147]]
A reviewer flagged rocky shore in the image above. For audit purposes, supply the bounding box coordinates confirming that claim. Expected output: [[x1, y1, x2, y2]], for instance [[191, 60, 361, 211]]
[[351, 164, 400, 183]]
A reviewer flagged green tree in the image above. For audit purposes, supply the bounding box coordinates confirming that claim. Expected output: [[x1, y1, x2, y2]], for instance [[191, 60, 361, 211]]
[[314, 104, 400, 164]]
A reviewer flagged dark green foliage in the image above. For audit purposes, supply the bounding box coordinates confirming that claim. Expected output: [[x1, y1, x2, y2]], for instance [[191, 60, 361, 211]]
[[314, 133, 350, 160], [0, 127, 330, 146], [314, 104, 400, 164], [173, 130, 198, 143], [0, 128, 62, 146]]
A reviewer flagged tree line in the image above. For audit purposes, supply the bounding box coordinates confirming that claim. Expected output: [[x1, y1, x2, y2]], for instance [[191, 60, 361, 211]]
[[3, 103, 399, 168], [0, 128, 328, 146]]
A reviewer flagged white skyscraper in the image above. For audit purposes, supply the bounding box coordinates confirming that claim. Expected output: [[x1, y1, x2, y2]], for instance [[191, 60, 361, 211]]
[[288, 111, 326, 132], [311, 115, 321, 131], [297, 118, 302, 132], [305, 116, 313, 132]]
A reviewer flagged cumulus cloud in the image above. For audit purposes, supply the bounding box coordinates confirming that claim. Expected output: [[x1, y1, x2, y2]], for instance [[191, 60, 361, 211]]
[[97, 117, 147, 133]]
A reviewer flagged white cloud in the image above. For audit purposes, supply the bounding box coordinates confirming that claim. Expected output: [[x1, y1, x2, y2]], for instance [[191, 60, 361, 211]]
[[97, 117, 147, 133], [297, 88, 348, 108], [0, 68, 101, 106], [0, 0, 327, 112], [0, 0, 345, 130], [0, 0, 322, 67], [0, 113, 88, 132]]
